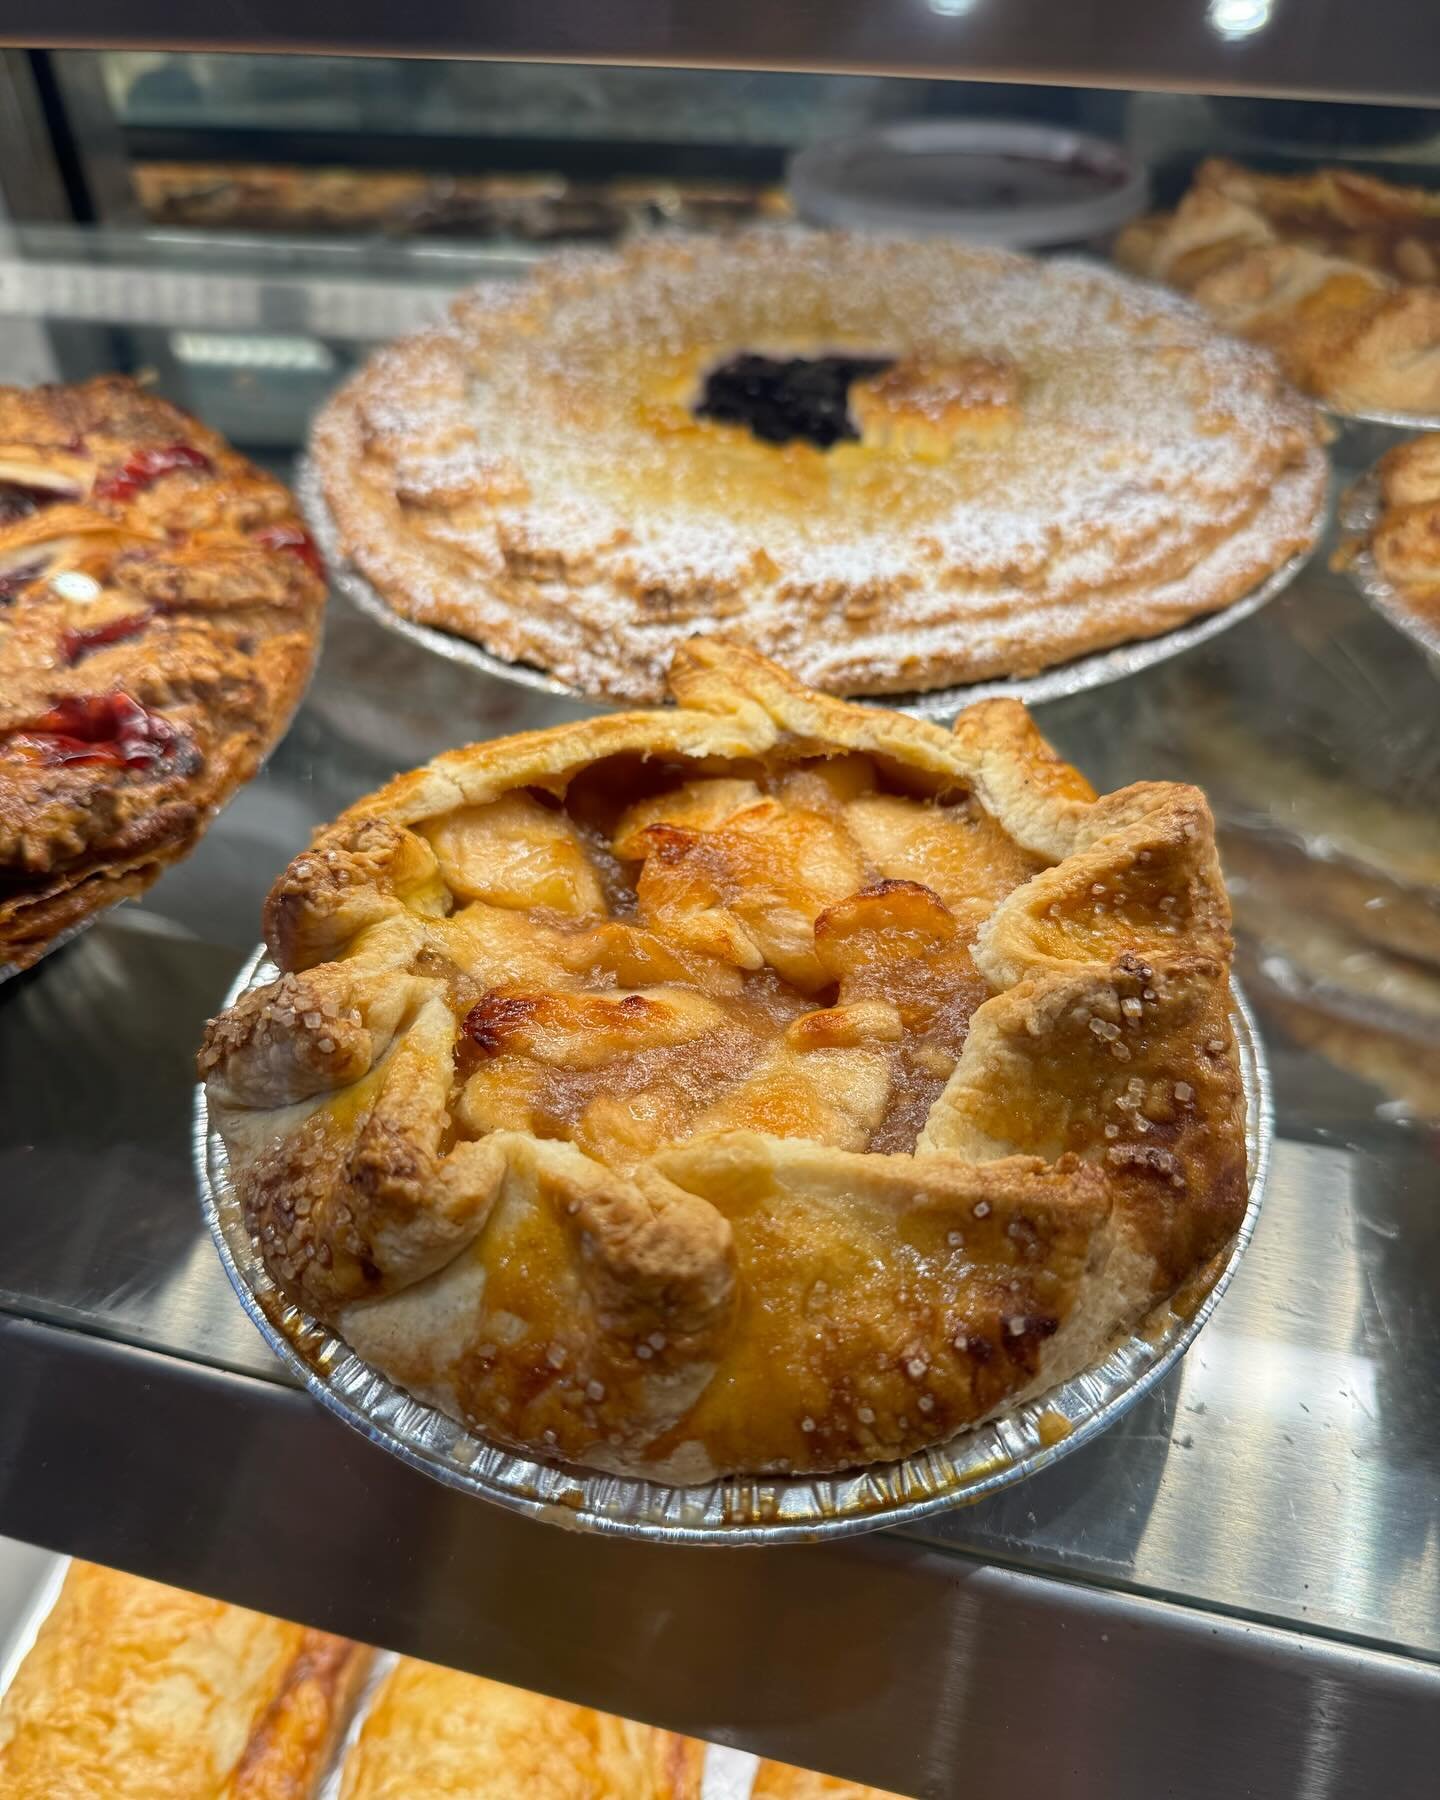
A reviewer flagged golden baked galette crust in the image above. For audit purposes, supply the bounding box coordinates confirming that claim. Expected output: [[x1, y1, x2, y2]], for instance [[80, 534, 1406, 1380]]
[[200, 640, 1247, 1483], [0, 377, 325, 970], [312, 231, 1326, 702]]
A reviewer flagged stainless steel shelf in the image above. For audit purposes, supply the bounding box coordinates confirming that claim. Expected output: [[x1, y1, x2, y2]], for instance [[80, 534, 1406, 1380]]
[[3, 1, 1440, 106], [1, 235, 1438, 1794]]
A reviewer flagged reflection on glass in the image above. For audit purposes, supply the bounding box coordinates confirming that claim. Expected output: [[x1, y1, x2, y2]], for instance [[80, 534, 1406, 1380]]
[[1208, 0, 1273, 38]]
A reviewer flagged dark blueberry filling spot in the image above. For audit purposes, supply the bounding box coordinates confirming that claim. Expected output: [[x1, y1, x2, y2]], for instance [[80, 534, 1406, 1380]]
[[695, 353, 894, 450]]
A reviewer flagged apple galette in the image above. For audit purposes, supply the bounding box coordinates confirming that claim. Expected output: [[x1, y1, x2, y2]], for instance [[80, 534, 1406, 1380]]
[[0, 376, 325, 971], [200, 639, 1248, 1483], [1116, 157, 1440, 414], [311, 231, 1326, 701]]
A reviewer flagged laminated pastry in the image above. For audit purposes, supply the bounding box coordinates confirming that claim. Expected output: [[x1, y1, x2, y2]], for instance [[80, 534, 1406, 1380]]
[[199, 638, 1250, 1484], [1335, 432, 1440, 644], [0, 1560, 369, 1799], [337, 1658, 703, 1799], [0, 376, 325, 971], [311, 230, 1326, 701], [1115, 157, 1440, 413]]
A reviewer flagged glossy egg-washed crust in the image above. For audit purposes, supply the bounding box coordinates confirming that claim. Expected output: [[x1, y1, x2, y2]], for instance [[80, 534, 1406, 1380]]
[[0, 1560, 370, 1799], [0, 377, 325, 970], [200, 639, 1247, 1484], [1115, 157, 1440, 413], [338, 1658, 703, 1799]]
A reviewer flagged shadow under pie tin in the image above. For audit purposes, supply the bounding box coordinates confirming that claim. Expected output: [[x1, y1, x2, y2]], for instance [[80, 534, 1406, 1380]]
[[297, 455, 1322, 723], [196, 946, 1272, 1545]]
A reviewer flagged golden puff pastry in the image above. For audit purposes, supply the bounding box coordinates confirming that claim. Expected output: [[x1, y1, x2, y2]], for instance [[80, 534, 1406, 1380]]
[[337, 1658, 702, 1800], [1115, 157, 1440, 414], [200, 638, 1248, 1483], [0, 1561, 369, 1799]]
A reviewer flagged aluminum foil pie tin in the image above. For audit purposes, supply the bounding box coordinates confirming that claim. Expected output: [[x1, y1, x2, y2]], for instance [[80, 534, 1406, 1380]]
[[1338, 468, 1440, 670], [196, 947, 1272, 1546], [1328, 402, 1440, 433], [297, 456, 1320, 723], [0, 915, 99, 988]]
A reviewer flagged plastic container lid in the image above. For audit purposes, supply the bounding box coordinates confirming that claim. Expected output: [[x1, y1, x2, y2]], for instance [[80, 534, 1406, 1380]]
[[789, 120, 1148, 248]]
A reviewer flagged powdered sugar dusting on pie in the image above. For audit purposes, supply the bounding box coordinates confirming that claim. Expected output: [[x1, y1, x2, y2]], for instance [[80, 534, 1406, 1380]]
[[313, 233, 1328, 701]]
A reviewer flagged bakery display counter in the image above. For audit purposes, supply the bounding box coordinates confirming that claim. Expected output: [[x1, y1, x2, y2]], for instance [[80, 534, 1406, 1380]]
[[0, 234, 1438, 1796], [3, 0, 1439, 107]]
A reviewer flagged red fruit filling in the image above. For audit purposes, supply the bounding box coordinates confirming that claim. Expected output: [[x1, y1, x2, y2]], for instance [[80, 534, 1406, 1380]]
[[5, 691, 181, 770], [254, 521, 324, 578], [60, 610, 151, 664], [93, 442, 211, 505]]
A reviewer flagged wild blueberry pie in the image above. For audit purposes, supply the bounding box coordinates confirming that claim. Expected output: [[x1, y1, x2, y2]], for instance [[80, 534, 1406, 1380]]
[[311, 232, 1326, 702]]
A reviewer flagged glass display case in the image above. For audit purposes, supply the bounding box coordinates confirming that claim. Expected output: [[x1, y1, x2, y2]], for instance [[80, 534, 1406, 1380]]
[[0, 22, 1438, 1798]]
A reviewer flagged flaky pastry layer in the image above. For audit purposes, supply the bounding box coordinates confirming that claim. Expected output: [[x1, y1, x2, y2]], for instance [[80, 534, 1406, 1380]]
[[1115, 158, 1440, 414], [338, 1658, 702, 1800], [0, 1561, 369, 1799], [201, 639, 1248, 1483]]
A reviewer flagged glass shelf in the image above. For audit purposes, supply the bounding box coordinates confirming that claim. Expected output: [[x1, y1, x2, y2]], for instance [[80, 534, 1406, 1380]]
[[0, 225, 1436, 1795]]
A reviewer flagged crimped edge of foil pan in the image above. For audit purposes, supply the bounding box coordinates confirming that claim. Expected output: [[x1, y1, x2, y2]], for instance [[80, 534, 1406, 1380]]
[[1327, 402, 1440, 432], [1337, 468, 1440, 666], [296, 455, 1319, 722], [196, 944, 1271, 1545]]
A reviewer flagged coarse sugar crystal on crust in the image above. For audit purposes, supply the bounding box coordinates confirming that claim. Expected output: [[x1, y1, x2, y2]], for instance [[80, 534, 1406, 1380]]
[[312, 232, 1327, 702], [0, 376, 326, 969], [201, 638, 1249, 1485]]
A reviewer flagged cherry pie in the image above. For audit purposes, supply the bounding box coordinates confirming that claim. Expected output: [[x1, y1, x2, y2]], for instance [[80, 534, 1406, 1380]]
[[0, 377, 325, 971], [201, 640, 1248, 1484]]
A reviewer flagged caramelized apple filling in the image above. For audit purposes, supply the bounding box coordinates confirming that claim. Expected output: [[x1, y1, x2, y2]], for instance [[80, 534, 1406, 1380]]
[[424, 755, 1042, 1166]]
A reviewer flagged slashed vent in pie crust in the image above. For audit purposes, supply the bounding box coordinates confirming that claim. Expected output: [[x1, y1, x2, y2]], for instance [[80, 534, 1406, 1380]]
[[311, 231, 1326, 702], [0, 377, 325, 970], [200, 640, 1248, 1483]]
